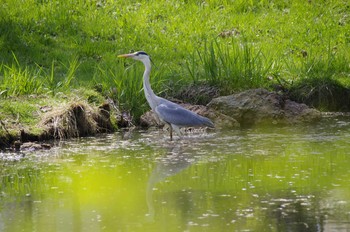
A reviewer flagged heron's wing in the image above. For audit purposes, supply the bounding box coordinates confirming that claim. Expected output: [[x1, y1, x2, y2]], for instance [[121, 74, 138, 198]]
[[155, 100, 214, 127]]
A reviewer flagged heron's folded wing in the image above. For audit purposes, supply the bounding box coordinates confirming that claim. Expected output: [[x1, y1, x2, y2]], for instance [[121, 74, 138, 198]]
[[155, 103, 214, 127]]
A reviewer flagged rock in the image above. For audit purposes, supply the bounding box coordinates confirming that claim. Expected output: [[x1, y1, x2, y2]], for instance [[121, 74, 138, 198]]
[[208, 88, 321, 126], [139, 104, 239, 129], [283, 99, 321, 123]]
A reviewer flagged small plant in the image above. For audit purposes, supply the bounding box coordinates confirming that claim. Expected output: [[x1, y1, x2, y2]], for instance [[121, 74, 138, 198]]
[[95, 58, 168, 123], [40, 57, 80, 96]]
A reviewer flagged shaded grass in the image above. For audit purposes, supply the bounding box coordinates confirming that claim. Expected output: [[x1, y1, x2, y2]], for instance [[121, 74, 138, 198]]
[[284, 42, 350, 111]]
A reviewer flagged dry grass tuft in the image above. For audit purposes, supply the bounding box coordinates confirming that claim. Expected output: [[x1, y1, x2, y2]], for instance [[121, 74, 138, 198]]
[[41, 101, 98, 140]]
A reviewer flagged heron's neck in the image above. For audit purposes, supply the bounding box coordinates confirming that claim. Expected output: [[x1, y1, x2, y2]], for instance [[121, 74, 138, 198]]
[[142, 59, 158, 111]]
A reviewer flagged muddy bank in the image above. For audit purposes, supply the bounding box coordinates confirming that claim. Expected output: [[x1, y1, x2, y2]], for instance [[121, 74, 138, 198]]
[[0, 87, 341, 151]]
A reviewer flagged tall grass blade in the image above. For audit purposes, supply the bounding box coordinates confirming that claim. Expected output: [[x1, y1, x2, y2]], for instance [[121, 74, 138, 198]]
[[185, 39, 274, 94]]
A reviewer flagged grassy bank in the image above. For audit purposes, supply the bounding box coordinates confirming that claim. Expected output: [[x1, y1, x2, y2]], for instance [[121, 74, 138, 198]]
[[0, 88, 110, 145], [1, 0, 350, 146]]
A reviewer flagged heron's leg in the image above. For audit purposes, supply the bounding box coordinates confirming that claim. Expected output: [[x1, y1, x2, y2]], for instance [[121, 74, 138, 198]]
[[171, 124, 182, 137], [169, 125, 173, 141]]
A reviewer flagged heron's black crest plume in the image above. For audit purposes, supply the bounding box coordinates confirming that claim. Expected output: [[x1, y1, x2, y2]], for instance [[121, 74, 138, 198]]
[[137, 51, 148, 56]]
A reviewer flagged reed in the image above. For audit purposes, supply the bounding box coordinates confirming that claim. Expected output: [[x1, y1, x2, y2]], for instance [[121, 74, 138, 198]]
[[185, 39, 275, 94]]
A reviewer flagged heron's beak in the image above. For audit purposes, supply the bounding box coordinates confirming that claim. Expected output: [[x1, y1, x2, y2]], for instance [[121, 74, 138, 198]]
[[117, 53, 135, 58]]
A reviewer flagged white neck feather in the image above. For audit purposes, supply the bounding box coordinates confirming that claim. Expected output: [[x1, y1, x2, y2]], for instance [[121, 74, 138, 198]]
[[141, 58, 158, 111]]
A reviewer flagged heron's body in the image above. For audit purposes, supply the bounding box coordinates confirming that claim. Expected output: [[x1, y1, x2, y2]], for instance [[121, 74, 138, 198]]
[[118, 51, 214, 140]]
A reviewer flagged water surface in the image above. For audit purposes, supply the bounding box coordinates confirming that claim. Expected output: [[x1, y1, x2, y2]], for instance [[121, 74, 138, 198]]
[[1, 117, 350, 231]]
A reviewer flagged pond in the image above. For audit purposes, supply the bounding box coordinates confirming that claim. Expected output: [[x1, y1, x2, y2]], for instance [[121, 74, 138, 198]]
[[1, 117, 350, 232]]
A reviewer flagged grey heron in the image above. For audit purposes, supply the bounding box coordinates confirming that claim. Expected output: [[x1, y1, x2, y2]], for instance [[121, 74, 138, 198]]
[[118, 51, 214, 140]]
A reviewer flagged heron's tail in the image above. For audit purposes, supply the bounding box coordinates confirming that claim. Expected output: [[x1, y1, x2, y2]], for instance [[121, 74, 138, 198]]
[[201, 116, 215, 128]]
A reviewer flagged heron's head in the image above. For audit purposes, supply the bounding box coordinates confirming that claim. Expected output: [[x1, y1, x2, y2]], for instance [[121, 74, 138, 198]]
[[118, 51, 150, 61]]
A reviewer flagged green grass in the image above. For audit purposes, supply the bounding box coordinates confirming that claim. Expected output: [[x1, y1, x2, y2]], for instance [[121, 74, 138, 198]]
[[0, 54, 43, 96], [94, 60, 146, 121], [0, 54, 81, 97], [0, 0, 349, 120]]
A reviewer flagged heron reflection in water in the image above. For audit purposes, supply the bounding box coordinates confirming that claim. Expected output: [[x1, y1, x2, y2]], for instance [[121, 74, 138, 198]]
[[118, 51, 214, 140], [145, 144, 200, 221]]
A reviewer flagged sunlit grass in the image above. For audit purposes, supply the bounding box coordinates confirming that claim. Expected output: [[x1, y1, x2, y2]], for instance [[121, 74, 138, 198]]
[[0, 54, 82, 97], [0, 55, 43, 96]]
